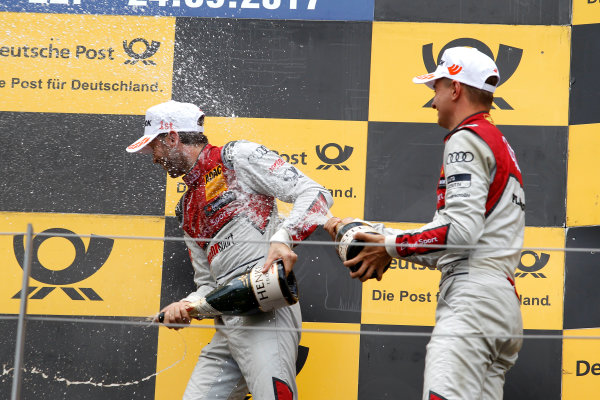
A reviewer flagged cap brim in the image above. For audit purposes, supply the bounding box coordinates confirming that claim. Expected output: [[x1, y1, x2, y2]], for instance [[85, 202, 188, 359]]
[[412, 72, 442, 89], [126, 133, 160, 154]]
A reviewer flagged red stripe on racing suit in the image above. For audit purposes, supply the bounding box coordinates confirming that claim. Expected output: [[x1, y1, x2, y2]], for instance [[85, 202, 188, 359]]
[[429, 391, 448, 400], [394, 224, 450, 257], [273, 378, 293, 400], [447, 114, 523, 216]]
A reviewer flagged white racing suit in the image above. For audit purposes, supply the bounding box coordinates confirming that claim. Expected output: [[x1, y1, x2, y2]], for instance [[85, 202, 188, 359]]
[[176, 140, 333, 400], [377, 112, 525, 400]]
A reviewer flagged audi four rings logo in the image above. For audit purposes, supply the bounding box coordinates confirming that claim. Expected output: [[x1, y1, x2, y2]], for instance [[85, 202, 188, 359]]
[[123, 38, 161, 65], [421, 38, 523, 110], [516, 251, 550, 278], [12, 228, 114, 300], [447, 151, 474, 164]]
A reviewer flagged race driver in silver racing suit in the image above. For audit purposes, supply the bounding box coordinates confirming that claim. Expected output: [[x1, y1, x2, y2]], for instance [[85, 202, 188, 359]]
[[326, 46, 526, 400], [176, 139, 332, 400], [381, 113, 526, 400], [327, 112, 525, 400]]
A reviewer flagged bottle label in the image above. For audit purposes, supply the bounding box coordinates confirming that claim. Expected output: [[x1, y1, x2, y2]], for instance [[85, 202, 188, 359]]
[[249, 263, 290, 312], [189, 297, 221, 317], [337, 225, 378, 261]]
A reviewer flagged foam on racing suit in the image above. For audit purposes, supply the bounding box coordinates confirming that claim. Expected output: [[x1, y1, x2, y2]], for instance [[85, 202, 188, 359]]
[[177, 140, 333, 299], [175, 140, 332, 400]]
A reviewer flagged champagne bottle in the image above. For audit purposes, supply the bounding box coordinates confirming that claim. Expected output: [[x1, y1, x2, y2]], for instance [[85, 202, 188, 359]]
[[334, 220, 390, 279], [158, 260, 298, 322]]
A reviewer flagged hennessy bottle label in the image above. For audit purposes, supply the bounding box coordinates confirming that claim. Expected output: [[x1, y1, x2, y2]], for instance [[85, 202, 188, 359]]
[[250, 263, 290, 312]]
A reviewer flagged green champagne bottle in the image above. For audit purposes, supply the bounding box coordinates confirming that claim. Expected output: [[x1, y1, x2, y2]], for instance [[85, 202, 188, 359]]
[[158, 260, 298, 322]]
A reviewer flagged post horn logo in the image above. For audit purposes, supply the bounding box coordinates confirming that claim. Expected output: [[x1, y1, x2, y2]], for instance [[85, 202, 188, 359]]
[[421, 38, 523, 110], [12, 228, 114, 300], [515, 250, 550, 278], [315, 143, 353, 170], [123, 38, 161, 65]]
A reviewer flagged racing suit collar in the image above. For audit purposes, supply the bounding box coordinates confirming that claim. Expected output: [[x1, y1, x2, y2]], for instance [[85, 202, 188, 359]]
[[444, 111, 491, 142], [183, 143, 212, 187]]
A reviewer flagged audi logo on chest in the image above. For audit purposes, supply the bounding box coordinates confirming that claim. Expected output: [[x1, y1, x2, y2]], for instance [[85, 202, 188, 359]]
[[446, 151, 474, 164]]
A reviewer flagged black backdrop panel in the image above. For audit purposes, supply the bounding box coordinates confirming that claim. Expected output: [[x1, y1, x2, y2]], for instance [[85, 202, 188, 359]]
[[502, 125, 567, 227], [172, 18, 372, 121], [374, 0, 571, 25], [294, 227, 363, 324], [570, 24, 600, 125], [564, 226, 600, 330], [0, 112, 165, 216], [504, 330, 563, 400], [364, 122, 567, 227], [160, 217, 197, 310], [364, 122, 445, 224], [357, 326, 561, 400], [0, 317, 158, 400], [358, 325, 430, 400]]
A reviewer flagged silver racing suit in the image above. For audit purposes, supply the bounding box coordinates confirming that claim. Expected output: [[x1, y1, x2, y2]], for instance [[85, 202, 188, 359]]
[[177, 140, 333, 400], [377, 112, 525, 400]]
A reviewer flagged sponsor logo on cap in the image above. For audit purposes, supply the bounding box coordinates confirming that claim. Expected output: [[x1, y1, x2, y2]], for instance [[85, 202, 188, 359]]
[[159, 121, 174, 131], [127, 135, 151, 150], [447, 64, 463, 75], [416, 73, 436, 80]]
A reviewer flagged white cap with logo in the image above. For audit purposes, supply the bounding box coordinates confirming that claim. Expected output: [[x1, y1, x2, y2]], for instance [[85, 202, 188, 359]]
[[126, 100, 205, 154], [413, 47, 500, 93]]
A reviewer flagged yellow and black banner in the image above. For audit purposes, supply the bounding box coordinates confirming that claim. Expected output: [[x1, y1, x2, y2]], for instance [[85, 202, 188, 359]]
[[1, 212, 164, 316], [369, 22, 570, 126], [1, 2, 596, 399], [0, 13, 174, 114]]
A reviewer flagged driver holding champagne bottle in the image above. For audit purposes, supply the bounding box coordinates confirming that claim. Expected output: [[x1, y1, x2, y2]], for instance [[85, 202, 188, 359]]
[[127, 100, 333, 400]]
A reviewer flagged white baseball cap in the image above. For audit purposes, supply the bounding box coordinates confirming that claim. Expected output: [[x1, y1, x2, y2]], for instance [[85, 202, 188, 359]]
[[126, 100, 205, 154], [413, 47, 500, 93]]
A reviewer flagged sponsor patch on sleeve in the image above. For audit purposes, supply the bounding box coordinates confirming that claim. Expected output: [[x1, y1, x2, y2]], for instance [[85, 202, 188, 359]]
[[446, 173, 471, 189]]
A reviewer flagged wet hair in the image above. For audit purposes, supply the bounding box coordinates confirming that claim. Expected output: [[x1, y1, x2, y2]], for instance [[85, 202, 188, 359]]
[[462, 76, 499, 109], [156, 131, 208, 146], [177, 131, 208, 145]]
